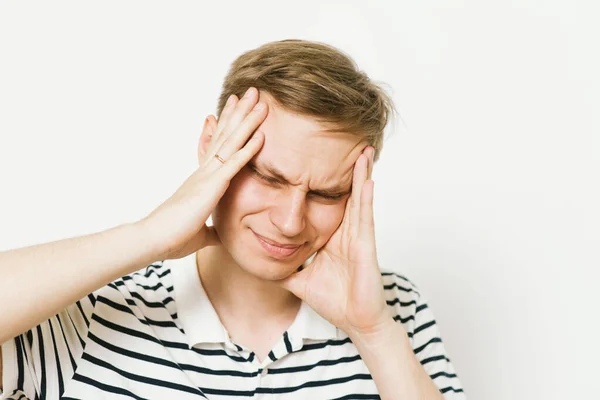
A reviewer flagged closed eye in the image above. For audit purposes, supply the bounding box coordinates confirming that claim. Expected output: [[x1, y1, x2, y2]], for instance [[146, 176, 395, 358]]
[[249, 164, 347, 201], [249, 165, 280, 185], [310, 192, 345, 201]]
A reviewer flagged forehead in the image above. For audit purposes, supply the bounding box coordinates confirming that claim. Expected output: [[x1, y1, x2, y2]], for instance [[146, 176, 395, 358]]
[[254, 92, 366, 184]]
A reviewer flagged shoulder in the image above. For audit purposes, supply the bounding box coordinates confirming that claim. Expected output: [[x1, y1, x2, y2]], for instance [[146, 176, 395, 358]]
[[380, 269, 466, 396], [379, 269, 431, 340], [380, 269, 422, 304], [109, 260, 173, 295], [93, 260, 177, 317]]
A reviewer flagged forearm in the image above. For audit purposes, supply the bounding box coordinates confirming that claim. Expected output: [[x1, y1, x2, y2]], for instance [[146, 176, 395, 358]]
[[351, 320, 444, 400], [0, 221, 160, 344]]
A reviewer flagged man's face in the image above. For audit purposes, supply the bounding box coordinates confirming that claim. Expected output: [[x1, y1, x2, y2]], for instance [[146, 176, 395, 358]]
[[212, 92, 367, 281]]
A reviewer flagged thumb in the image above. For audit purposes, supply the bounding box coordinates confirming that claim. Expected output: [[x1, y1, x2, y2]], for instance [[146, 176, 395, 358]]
[[164, 225, 220, 260], [202, 225, 220, 247], [277, 265, 311, 300]]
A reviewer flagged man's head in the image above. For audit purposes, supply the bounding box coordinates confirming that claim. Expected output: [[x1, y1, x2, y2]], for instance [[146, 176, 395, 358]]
[[199, 39, 394, 280], [215, 39, 394, 162]]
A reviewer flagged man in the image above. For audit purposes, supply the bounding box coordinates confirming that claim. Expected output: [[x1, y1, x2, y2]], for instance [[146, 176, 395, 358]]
[[0, 39, 466, 399]]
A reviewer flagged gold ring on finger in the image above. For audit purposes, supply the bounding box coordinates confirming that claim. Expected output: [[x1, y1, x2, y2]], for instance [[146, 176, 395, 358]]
[[214, 153, 226, 164]]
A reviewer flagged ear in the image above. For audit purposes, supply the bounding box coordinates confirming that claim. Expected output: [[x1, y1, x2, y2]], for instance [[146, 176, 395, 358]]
[[197, 115, 218, 164]]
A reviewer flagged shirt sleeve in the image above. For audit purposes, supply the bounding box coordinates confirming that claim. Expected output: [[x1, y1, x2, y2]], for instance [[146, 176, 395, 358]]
[[1, 293, 97, 400], [383, 272, 467, 399]]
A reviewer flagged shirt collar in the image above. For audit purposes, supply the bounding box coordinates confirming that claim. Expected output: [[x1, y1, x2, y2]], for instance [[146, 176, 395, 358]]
[[168, 253, 339, 348], [287, 300, 339, 342], [168, 253, 228, 347]]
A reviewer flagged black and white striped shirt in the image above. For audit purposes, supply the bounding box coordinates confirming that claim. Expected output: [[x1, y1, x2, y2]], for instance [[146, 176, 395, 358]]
[[1, 253, 466, 399]]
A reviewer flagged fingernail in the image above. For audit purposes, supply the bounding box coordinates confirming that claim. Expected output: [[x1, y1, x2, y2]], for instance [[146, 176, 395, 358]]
[[226, 95, 235, 106], [254, 102, 265, 111], [244, 87, 256, 99]]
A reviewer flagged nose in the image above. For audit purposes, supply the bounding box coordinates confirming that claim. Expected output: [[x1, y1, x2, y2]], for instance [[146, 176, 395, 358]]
[[269, 189, 307, 238]]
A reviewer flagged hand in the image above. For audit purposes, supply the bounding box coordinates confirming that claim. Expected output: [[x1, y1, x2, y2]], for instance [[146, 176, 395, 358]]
[[277, 146, 392, 336], [139, 87, 268, 260]]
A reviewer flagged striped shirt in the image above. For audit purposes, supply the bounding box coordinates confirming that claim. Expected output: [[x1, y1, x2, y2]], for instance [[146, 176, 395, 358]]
[[1, 253, 466, 399]]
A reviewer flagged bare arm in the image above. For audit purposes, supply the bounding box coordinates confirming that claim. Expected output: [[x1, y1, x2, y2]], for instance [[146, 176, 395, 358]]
[[0, 88, 268, 387], [0, 89, 265, 347], [0, 88, 266, 390], [351, 320, 445, 400], [0, 222, 159, 345]]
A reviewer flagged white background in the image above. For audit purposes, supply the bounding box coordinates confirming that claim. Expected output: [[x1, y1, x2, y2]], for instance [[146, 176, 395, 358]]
[[1, 1, 598, 399]]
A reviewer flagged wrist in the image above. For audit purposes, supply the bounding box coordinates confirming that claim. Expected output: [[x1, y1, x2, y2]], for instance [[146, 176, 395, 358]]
[[349, 316, 405, 349], [131, 217, 169, 262]]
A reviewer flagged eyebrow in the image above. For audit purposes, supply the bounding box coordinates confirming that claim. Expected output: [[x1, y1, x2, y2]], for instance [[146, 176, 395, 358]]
[[249, 160, 352, 197]]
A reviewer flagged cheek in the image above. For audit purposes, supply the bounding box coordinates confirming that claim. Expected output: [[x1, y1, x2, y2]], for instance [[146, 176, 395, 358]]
[[217, 172, 270, 217], [309, 202, 346, 236]]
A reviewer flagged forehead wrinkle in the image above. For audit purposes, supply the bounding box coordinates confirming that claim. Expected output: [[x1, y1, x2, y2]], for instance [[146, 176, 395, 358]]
[[253, 115, 366, 193], [252, 155, 352, 194]]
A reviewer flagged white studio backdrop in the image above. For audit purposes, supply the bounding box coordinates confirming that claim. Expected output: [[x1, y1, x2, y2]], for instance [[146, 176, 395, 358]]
[[1, 1, 598, 399]]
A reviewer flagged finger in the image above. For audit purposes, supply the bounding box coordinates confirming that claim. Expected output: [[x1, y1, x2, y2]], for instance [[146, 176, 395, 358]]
[[340, 153, 365, 237], [202, 225, 220, 247], [216, 87, 259, 148], [165, 224, 219, 260], [350, 154, 368, 237], [213, 94, 239, 140], [217, 130, 265, 180], [214, 101, 268, 164], [276, 265, 311, 300], [366, 146, 374, 180], [359, 179, 377, 253]]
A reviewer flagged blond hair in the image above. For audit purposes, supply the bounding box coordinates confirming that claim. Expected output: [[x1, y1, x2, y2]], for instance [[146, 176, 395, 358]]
[[216, 39, 396, 161]]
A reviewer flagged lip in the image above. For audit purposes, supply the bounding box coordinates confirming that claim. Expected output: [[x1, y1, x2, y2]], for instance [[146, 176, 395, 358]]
[[252, 231, 302, 259]]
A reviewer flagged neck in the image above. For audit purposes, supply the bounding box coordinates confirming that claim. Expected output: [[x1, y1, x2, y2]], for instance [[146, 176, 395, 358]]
[[195, 245, 301, 329]]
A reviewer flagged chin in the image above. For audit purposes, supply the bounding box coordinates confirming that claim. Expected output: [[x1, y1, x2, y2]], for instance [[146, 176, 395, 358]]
[[234, 253, 303, 281], [215, 222, 313, 281], [230, 235, 309, 281]]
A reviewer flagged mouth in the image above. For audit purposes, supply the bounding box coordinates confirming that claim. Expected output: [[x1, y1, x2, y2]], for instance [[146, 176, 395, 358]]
[[252, 231, 302, 259]]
